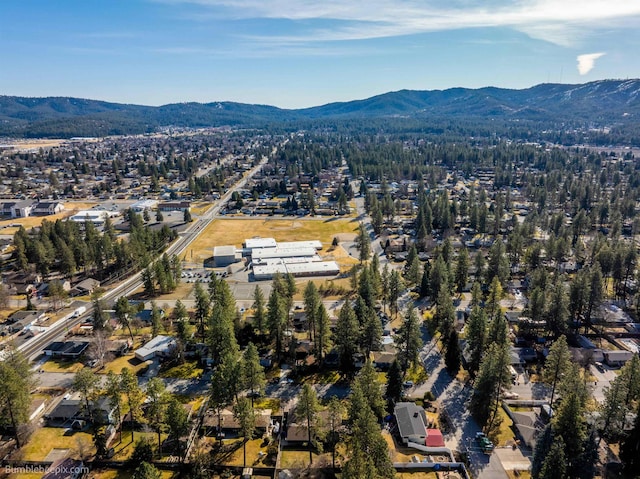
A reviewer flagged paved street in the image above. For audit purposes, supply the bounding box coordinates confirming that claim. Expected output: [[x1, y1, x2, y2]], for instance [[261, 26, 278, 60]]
[[410, 332, 511, 479]]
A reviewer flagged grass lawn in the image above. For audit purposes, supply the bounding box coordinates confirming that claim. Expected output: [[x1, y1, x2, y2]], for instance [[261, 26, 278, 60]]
[[188, 218, 359, 263], [159, 360, 203, 379], [279, 449, 323, 469], [99, 354, 150, 375], [253, 397, 282, 413], [492, 407, 515, 446], [151, 282, 194, 302], [405, 364, 429, 384], [40, 359, 85, 373], [211, 438, 267, 467], [21, 427, 95, 461], [111, 431, 168, 461], [298, 369, 342, 385]]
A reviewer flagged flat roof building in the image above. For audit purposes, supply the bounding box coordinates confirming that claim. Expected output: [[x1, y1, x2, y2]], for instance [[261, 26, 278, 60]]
[[244, 237, 277, 249], [213, 245, 241, 267], [252, 246, 318, 260]]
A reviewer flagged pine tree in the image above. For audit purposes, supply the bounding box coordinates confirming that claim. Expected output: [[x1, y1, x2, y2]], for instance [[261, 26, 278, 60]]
[[335, 301, 360, 377], [252, 285, 266, 336], [121, 367, 145, 443], [145, 377, 167, 454], [267, 288, 287, 359], [242, 342, 266, 406], [465, 306, 487, 376], [344, 382, 395, 479], [133, 462, 161, 479], [233, 396, 256, 467], [621, 401, 640, 474], [538, 437, 567, 479], [444, 329, 461, 376], [0, 348, 35, 448], [395, 307, 422, 373], [542, 335, 571, 405], [455, 247, 469, 293], [296, 383, 320, 465], [303, 281, 321, 342], [386, 359, 403, 411], [315, 303, 330, 365], [356, 361, 385, 419], [166, 398, 189, 461], [73, 367, 99, 424]]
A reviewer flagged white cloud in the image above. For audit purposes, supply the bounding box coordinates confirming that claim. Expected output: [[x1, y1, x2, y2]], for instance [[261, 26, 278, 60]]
[[577, 52, 605, 75], [158, 0, 640, 46]]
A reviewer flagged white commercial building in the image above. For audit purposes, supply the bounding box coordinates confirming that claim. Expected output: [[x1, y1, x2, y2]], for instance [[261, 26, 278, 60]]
[[251, 246, 318, 260], [244, 237, 277, 250], [213, 245, 241, 267], [69, 210, 111, 225], [131, 199, 158, 212]]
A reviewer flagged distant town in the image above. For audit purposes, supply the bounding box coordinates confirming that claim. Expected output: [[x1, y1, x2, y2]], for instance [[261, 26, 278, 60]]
[[1, 125, 640, 479]]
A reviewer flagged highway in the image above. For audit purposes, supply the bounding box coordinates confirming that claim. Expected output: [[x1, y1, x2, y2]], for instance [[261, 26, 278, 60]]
[[13, 154, 270, 361]]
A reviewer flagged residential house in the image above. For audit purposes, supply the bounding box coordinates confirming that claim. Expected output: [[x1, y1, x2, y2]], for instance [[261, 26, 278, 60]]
[[393, 402, 445, 447], [6, 310, 46, 333], [135, 335, 177, 361], [284, 410, 331, 444], [32, 201, 65, 216], [46, 397, 117, 426], [70, 278, 100, 296], [0, 200, 34, 218], [43, 341, 90, 359], [394, 402, 428, 445], [202, 408, 273, 437]]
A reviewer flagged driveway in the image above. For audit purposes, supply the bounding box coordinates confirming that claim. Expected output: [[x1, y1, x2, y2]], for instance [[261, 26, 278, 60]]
[[409, 333, 510, 479]]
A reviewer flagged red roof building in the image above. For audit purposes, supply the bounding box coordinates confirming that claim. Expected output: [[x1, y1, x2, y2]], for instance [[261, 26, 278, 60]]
[[425, 428, 445, 447]]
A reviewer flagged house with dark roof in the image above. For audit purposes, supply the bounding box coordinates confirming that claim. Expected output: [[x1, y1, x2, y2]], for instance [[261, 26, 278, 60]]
[[394, 402, 428, 445], [46, 397, 116, 426], [70, 278, 100, 296], [7, 310, 46, 333], [32, 201, 65, 216], [202, 408, 273, 437], [43, 341, 89, 359], [284, 410, 332, 444]]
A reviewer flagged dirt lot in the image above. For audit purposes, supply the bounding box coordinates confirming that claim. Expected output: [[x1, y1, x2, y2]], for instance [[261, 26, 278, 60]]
[[188, 217, 359, 264]]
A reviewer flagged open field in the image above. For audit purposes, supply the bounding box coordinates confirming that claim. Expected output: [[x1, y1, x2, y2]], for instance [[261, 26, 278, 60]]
[[20, 427, 95, 461], [187, 218, 359, 264], [0, 201, 97, 235]]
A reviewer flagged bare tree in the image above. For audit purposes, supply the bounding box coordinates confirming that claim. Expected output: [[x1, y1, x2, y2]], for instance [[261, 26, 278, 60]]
[[87, 330, 112, 369]]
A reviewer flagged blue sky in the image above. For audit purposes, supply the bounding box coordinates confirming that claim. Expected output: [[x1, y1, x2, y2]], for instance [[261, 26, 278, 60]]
[[1, 0, 639, 108]]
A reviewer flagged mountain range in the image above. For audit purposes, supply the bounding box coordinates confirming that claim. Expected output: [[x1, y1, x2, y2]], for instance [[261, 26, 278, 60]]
[[1, 79, 639, 138]]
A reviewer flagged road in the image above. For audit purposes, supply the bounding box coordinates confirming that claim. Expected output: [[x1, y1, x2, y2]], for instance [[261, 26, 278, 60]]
[[409, 332, 511, 479], [12, 154, 271, 362]]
